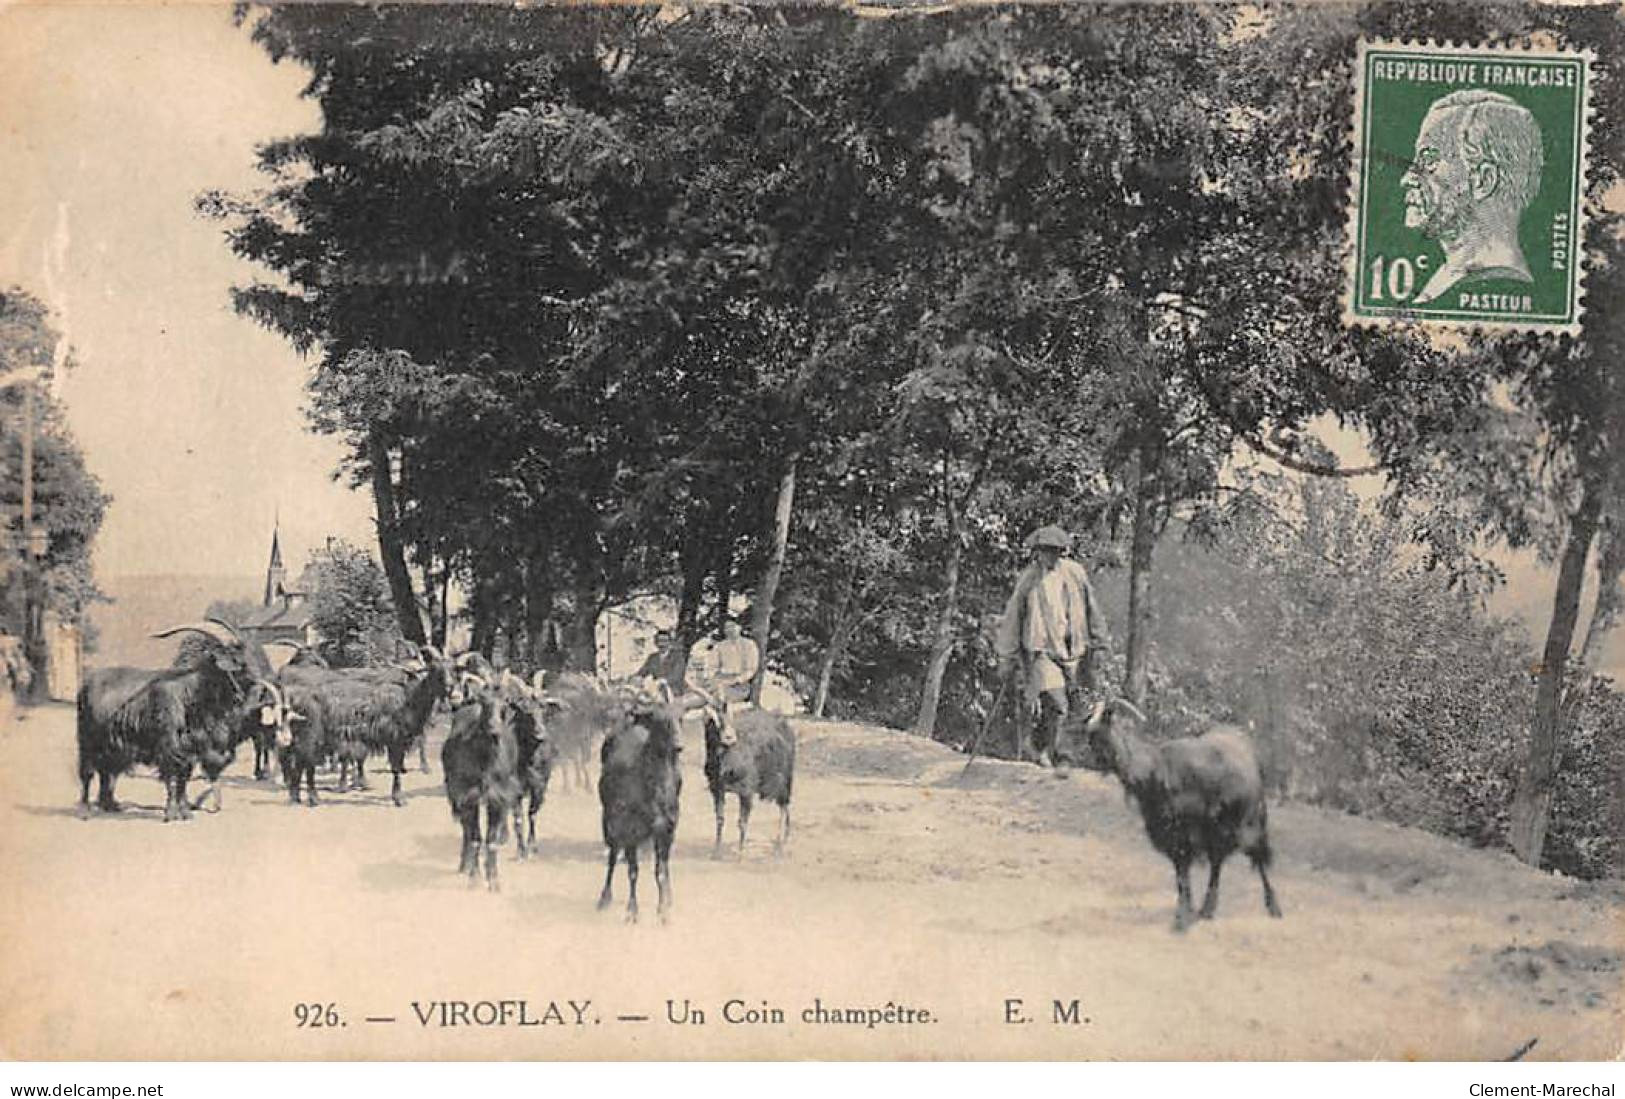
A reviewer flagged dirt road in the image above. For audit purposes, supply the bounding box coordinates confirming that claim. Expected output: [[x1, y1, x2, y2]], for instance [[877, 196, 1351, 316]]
[[0, 702, 1618, 1060]]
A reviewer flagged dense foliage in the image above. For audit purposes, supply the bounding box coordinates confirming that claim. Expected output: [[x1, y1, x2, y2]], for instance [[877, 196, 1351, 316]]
[[0, 288, 109, 665], [303, 538, 403, 667], [204, 3, 1623, 876]]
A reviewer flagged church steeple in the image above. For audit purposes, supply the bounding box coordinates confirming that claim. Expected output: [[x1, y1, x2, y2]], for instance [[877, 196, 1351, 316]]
[[264, 520, 286, 607]]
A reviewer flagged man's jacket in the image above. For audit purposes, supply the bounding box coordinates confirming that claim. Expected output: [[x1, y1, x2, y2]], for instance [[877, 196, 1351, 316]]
[[994, 557, 1109, 667]]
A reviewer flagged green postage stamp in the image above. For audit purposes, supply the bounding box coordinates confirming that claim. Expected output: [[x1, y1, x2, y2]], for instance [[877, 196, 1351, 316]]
[[1346, 40, 1594, 334]]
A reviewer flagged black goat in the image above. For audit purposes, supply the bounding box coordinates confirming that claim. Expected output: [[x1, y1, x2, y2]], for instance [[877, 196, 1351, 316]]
[[258, 640, 329, 780], [703, 706, 795, 857], [495, 671, 558, 860], [76, 620, 276, 822], [219, 678, 307, 808], [279, 645, 460, 806], [442, 680, 520, 891], [596, 686, 682, 923], [1082, 699, 1283, 931], [268, 678, 336, 807]]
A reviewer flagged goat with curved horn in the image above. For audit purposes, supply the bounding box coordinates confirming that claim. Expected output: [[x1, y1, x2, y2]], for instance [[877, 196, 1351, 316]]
[[150, 621, 238, 644], [204, 616, 245, 642], [80, 623, 258, 822]]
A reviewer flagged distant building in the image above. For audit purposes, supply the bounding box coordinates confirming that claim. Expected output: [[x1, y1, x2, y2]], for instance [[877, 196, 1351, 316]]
[[240, 525, 315, 649]]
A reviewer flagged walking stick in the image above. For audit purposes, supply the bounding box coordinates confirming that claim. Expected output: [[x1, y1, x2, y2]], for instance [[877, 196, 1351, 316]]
[[961, 674, 1013, 775]]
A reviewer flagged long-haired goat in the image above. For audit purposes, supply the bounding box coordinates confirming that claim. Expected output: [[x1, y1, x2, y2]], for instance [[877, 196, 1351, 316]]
[[76, 620, 281, 822], [703, 705, 795, 857], [596, 684, 682, 923], [494, 670, 558, 860], [258, 640, 329, 780], [441, 675, 521, 891], [542, 671, 615, 791], [1081, 699, 1284, 931], [279, 645, 460, 806]]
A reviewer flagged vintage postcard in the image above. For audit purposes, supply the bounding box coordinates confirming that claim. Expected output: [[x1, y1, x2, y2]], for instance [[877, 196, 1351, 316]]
[[0, 0, 1621, 1068]]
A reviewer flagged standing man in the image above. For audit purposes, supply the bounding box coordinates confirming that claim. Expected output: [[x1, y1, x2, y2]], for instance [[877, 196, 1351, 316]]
[[994, 524, 1111, 775]]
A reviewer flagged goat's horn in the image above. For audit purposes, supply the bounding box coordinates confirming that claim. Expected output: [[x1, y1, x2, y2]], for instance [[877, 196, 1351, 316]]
[[204, 616, 244, 642], [151, 622, 235, 644], [1109, 698, 1147, 723], [1086, 699, 1107, 727], [531, 670, 547, 691], [458, 672, 489, 691], [264, 639, 304, 651], [423, 644, 446, 662], [252, 678, 283, 704]]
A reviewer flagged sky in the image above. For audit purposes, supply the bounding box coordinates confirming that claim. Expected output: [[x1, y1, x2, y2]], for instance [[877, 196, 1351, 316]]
[[0, 2, 376, 580]]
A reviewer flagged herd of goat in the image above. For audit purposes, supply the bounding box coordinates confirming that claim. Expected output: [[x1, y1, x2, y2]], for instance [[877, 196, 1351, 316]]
[[71, 618, 1281, 930], [73, 618, 799, 919]]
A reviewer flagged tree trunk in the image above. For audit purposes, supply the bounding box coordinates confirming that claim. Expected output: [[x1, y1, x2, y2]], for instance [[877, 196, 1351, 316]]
[[674, 522, 709, 685], [1509, 485, 1602, 867], [1123, 439, 1160, 706], [565, 577, 602, 674], [524, 548, 555, 673], [813, 604, 859, 720], [750, 456, 800, 703], [1577, 524, 1625, 671], [914, 513, 964, 738], [713, 507, 735, 636], [435, 568, 451, 650], [418, 552, 439, 650], [367, 431, 426, 645], [469, 566, 496, 659]]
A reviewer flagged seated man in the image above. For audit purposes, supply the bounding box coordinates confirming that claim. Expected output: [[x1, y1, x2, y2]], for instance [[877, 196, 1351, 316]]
[[635, 629, 686, 690]]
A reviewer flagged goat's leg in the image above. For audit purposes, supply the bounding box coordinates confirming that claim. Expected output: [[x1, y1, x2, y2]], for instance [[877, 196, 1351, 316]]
[[162, 769, 181, 823], [457, 808, 480, 882], [1172, 857, 1195, 932], [96, 771, 121, 813], [524, 795, 541, 860], [514, 794, 530, 860], [304, 762, 319, 807], [190, 780, 220, 813], [624, 845, 641, 924], [1199, 855, 1225, 920], [486, 803, 508, 892], [388, 746, 406, 807], [77, 766, 93, 819], [737, 793, 754, 858], [1252, 851, 1283, 919], [654, 831, 674, 925], [775, 802, 791, 855], [281, 752, 300, 804], [711, 790, 726, 858], [596, 846, 619, 911], [175, 764, 195, 820], [418, 734, 430, 774]]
